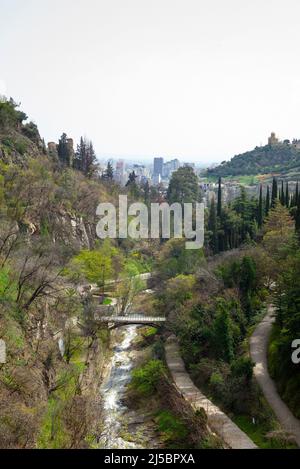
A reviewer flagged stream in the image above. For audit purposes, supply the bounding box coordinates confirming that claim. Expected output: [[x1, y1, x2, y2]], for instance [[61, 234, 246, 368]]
[[99, 325, 142, 449]]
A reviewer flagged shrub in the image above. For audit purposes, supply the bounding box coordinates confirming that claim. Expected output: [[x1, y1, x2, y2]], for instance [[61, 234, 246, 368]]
[[15, 140, 27, 155], [155, 410, 189, 446], [130, 360, 165, 396], [231, 356, 254, 382]]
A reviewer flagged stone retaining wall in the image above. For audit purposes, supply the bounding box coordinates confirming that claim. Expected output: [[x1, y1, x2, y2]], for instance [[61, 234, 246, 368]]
[[165, 335, 258, 449]]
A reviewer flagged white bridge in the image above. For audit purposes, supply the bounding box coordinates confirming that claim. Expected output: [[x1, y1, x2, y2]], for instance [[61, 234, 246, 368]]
[[94, 313, 166, 326]]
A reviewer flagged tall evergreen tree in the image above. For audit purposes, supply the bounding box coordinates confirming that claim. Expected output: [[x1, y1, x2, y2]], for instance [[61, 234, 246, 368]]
[[87, 141, 97, 177], [239, 256, 257, 320], [257, 185, 263, 227], [280, 180, 285, 205], [104, 161, 114, 180], [143, 180, 150, 205], [271, 177, 278, 208], [213, 300, 234, 363], [167, 167, 199, 204], [285, 182, 289, 208], [217, 177, 222, 217], [74, 137, 98, 177], [57, 133, 69, 165], [126, 170, 137, 186], [295, 182, 299, 207], [208, 195, 218, 254], [265, 185, 270, 216], [126, 171, 140, 198], [74, 137, 86, 171], [296, 196, 300, 233]]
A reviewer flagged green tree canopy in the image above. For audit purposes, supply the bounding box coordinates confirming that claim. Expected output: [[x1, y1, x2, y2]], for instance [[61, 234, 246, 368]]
[[167, 167, 200, 204]]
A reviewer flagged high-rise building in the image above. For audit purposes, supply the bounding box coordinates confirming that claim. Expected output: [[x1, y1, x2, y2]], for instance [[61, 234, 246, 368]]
[[114, 159, 126, 185], [153, 157, 164, 177]]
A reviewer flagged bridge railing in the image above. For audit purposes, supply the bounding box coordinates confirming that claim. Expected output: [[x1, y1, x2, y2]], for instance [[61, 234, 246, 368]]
[[94, 313, 166, 323]]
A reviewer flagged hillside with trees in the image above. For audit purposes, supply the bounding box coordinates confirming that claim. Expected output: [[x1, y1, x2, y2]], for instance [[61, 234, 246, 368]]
[[207, 143, 300, 178], [152, 170, 300, 447], [0, 98, 155, 448]]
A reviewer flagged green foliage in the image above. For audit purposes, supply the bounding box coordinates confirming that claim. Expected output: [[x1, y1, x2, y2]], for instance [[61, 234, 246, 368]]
[[38, 398, 70, 449], [142, 326, 158, 337], [207, 186, 259, 255], [0, 98, 27, 130], [234, 414, 297, 449], [167, 167, 200, 204], [162, 274, 196, 311], [130, 360, 166, 396], [22, 121, 40, 142], [155, 410, 189, 447], [208, 195, 218, 253], [217, 255, 262, 322], [69, 239, 122, 285], [73, 137, 98, 177], [270, 251, 300, 418], [212, 299, 234, 363], [14, 140, 27, 155], [103, 161, 114, 180], [231, 357, 254, 381], [156, 238, 204, 280]]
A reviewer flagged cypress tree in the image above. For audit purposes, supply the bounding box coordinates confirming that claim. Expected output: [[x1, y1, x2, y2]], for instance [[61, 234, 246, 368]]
[[295, 182, 299, 207], [74, 137, 98, 177], [104, 161, 114, 180], [208, 195, 218, 254], [57, 132, 69, 165], [271, 177, 277, 208], [257, 184, 263, 227], [280, 180, 285, 205], [285, 182, 289, 208], [265, 185, 270, 216], [213, 300, 234, 363], [217, 177, 222, 217], [296, 196, 300, 233]]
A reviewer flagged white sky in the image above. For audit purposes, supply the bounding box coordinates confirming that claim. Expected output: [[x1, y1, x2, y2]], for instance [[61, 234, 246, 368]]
[[1, 0, 300, 163]]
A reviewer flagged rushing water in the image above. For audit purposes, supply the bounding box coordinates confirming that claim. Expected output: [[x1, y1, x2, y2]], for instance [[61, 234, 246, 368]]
[[99, 324, 141, 449]]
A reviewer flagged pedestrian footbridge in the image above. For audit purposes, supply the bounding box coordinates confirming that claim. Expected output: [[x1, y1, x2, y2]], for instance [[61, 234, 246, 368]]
[[94, 313, 166, 327]]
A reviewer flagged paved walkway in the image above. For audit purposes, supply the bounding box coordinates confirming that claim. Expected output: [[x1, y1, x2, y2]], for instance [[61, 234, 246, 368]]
[[250, 305, 300, 447], [165, 336, 257, 449]]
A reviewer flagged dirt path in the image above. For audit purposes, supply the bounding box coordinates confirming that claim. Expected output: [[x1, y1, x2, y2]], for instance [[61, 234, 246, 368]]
[[250, 305, 300, 447]]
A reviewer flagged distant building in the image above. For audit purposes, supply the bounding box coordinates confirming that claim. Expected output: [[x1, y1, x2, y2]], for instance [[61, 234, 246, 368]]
[[268, 132, 279, 146], [152, 173, 162, 185], [133, 164, 150, 183], [114, 159, 126, 185], [292, 139, 300, 150], [153, 157, 164, 177], [163, 158, 180, 178]]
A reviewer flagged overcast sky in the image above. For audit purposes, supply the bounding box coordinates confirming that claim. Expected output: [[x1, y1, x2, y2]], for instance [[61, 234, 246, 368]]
[[1, 0, 300, 163]]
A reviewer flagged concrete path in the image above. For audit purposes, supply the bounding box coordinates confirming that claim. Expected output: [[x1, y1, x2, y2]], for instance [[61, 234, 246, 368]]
[[165, 336, 257, 449], [250, 305, 300, 447]]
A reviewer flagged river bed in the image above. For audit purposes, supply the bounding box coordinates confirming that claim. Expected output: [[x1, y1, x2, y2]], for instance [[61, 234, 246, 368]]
[[98, 324, 160, 449]]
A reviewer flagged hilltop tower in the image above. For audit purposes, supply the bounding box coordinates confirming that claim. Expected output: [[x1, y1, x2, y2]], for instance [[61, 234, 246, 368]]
[[268, 132, 279, 146]]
